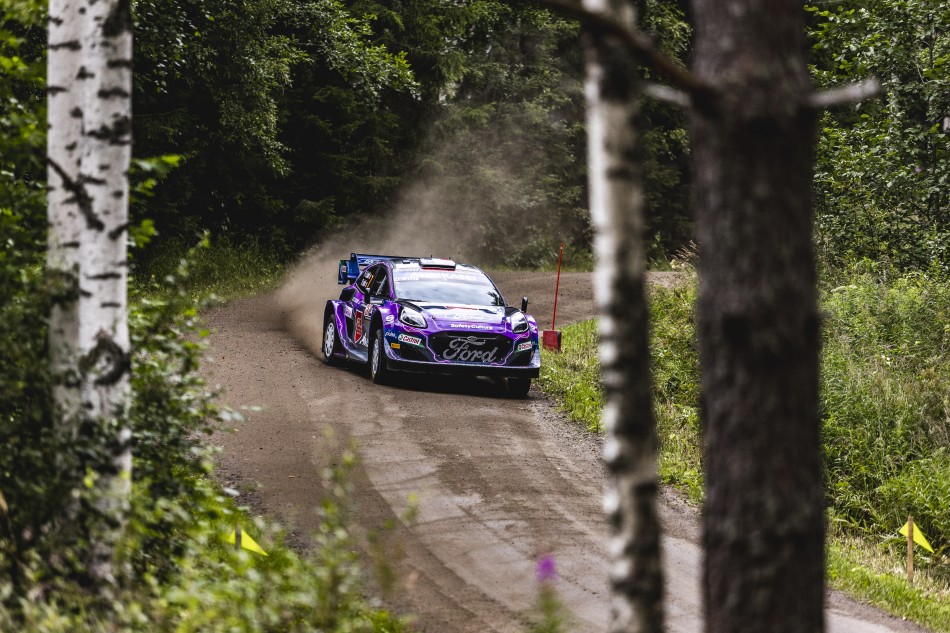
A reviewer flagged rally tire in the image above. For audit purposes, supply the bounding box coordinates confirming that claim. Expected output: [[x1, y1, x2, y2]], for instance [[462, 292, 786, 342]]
[[507, 377, 531, 399], [322, 317, 342, 366], [370, 329, 391, 385]]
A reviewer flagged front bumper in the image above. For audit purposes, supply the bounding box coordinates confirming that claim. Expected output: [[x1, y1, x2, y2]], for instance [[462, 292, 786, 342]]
[[385, 355, 541, 378]]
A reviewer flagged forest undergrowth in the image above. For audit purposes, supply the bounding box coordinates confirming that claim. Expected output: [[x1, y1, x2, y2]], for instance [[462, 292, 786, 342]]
[[539, 263, 950, 631], [0, 236, 409, 631]]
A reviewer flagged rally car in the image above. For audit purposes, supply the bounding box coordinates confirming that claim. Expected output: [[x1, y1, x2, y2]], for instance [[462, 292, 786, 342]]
[[322, 253, 540, 397]]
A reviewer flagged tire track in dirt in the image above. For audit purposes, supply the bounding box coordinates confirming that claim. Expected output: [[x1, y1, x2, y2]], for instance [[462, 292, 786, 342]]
[[204, 252, 929, 633]]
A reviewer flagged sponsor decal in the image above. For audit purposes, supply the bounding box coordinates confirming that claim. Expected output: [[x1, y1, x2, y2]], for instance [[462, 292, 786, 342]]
[[344, 305, 353, 318], [442, 337, 499, 363], [359, 305, 373, 345], [450, 323, 493, 330], [397, 333, 422, 346], [441, 311, 495, 322], [385, 314, 395, 324], [517, 341, 533, 352], [353, 308, 363, 342], [385, 330, 397, 339], [390, 343, 401, 349]]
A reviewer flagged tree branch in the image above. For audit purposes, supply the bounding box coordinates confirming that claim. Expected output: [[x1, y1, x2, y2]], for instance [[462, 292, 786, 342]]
[[643, 82, 690, 107], [533, 0, 710, 100], [47, 158, 105, 231], [806, 78, 880, 110]]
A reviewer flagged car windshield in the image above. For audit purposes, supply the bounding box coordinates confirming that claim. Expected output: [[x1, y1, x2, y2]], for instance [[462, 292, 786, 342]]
[[393, 270, 505, 306]]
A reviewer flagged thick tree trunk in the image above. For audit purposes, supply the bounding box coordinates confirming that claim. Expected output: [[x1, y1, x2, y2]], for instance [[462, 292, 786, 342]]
[[582, 2, 664, 631], [47, 0, 133, 590], [690, 2, 824, 632]]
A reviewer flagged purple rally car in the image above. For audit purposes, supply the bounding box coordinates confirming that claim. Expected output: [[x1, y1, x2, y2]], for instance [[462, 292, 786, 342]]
[[322, 253, 540, 397]]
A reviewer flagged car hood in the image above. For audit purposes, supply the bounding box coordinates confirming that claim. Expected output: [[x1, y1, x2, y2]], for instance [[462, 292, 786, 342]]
[[413, 303, 509, 331]]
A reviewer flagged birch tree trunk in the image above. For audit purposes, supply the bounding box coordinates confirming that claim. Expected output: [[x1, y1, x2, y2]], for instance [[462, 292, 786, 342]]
[[47, 0, 84, 422], [582, 1, 664, 630], [47, 0, 133, 590], [690, 1, 825, 631]]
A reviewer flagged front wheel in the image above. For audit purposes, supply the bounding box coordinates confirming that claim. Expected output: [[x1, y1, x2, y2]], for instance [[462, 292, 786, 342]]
[[507, 377, 531, 399], [370, 329, 391, 385], [322, 317, 342, 366]]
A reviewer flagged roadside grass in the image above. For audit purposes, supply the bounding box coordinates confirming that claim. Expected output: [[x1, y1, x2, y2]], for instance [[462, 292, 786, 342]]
[[538, 268, 950, 630], [130, 234, 285, 304], [538, 319, 603, 433], [828, 527, 950, 632]]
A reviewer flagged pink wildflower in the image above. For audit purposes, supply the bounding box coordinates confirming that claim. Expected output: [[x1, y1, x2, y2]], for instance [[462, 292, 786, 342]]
[[536, 555, 557, 582]]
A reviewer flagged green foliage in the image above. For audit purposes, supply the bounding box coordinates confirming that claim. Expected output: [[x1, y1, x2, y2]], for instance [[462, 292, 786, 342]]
[[132, 0, 297, 242], [808, 0, 950, 271], [539, 319, 604, 433], [127, 0, 695, 266], [821, 268, 950, 553], [828, 534, 950, 632], [538, 280, 703, 499], [130, 234, 285, 304], [528, 585, 569, 633], [636, 0, 693, 262], [131, 0, 419, 251], [0, 0, 45, 262], [649, 278, 703, 500], [538, 271, 950, 624], [645, 270, 950, 547], [1, 236, 403, 629]]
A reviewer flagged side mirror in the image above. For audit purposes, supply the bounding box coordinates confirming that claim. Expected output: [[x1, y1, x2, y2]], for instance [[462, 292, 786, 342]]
[[521, 296, 528, 313]]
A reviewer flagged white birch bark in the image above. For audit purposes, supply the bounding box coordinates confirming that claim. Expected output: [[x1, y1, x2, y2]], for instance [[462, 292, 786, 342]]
[[47, 0, 86, 422], [582, 1, 664, 630], [47, 0, 133, 588], [80, 0, 133, 587]]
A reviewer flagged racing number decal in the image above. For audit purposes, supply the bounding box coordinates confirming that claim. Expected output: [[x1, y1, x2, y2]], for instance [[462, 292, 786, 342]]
[[356, 304, 373, 346], [354, 308, 363, 343]]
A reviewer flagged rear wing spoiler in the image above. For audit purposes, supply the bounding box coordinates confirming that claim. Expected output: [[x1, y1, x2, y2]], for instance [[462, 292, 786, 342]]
[[337, 252, 415, 284]]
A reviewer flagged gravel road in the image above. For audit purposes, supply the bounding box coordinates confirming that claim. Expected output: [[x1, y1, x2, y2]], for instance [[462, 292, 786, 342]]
[[202, 250, 928, 633]]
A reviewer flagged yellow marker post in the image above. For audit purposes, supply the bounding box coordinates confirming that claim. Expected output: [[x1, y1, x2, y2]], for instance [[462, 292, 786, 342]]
[[227, 525, 268, 556], [899, 517, 934, 554]]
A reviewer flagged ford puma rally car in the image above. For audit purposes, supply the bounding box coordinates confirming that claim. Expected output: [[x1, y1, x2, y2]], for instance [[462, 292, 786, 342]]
[[322, 253, 540, 397]]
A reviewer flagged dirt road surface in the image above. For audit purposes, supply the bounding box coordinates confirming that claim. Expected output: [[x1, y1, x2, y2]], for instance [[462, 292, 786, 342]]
[[203, 255, 927, 633]]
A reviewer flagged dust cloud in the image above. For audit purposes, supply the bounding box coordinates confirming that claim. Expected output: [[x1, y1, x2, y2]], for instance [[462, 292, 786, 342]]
[[276, 186, 487, 357], [277, 105, 587, 355]]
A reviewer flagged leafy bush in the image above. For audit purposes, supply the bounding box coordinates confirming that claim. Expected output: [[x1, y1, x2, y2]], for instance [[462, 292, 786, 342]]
[[131, 234, 286, 304], [649, 278, 703, 500], [821, 268, 950, 548], [540, 269, 950, 548], [0, 249, 405, 630], [538, 279, 704, 498]]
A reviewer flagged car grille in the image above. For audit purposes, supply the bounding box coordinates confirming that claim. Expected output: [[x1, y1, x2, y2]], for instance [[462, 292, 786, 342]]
[[429, 333, 513, 364], [396, 346, 427, 362]]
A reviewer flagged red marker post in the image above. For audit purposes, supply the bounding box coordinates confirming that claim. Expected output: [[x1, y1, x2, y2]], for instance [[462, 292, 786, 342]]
[[542, 243, 564, 352]]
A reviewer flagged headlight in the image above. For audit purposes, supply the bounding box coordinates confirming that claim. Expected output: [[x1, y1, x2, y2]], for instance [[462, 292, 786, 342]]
[[399, 305, 427, 328], [510, 311, 529, 333]]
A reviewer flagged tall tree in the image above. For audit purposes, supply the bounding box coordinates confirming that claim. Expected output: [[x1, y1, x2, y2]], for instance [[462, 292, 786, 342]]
[[550, 0, 875, 629], [575, 0, 664, 628], [690, 0, 873, 630], [47, 0, 133, 589]]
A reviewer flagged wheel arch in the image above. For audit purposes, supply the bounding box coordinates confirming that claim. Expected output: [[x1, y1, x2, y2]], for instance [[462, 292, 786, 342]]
[[370, 310, 385, 338]]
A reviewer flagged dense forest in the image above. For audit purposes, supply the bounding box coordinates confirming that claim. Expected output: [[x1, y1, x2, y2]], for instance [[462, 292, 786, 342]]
[[2, 0, 950, 629], [7, 0, 947, 269]]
